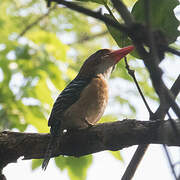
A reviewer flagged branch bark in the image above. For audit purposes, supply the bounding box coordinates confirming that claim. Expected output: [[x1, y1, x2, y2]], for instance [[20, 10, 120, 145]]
[[69, 30, 108, 45], [52, 0, 129, 34], [0, 119, 180, 170]]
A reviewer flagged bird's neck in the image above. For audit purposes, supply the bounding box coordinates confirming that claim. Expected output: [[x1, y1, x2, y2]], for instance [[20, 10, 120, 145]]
[[76, 71, 110, 82], [94, 74, 109, 83], [101, 68, 112, 80]]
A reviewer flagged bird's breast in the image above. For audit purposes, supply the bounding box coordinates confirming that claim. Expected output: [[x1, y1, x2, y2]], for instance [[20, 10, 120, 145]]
[[63, 75, 108, 129]]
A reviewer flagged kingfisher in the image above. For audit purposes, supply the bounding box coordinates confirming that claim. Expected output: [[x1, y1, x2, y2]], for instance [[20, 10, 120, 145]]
[[42, 45, 134, 170]]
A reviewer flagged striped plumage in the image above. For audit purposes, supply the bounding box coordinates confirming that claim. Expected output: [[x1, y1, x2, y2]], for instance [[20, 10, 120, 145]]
[[48, 76, 92, 136]]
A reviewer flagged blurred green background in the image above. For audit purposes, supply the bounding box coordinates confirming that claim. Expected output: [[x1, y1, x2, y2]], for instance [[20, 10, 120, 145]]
[[0, 0, 179, 179]]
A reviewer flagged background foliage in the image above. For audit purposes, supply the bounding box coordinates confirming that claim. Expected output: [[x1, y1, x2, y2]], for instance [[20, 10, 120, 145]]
[[0, 0, 179, 179]]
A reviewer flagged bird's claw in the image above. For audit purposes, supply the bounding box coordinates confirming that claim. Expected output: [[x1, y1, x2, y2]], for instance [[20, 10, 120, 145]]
[[85, 120, 94, 128]]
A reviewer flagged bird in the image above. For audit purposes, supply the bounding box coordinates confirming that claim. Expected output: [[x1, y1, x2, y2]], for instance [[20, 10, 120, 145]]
[[42, 45, 134, 170]]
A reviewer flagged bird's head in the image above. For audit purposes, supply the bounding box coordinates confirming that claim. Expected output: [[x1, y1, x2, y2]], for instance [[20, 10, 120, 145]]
[[78, 45, 134, 79]]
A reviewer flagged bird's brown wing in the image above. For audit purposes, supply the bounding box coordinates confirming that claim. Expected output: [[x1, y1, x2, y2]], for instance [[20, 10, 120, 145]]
[[48, 76, 91, 136]]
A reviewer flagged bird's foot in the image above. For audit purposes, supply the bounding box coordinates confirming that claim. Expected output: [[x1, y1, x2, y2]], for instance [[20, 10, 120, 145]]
[[85, 120, 94, 128]]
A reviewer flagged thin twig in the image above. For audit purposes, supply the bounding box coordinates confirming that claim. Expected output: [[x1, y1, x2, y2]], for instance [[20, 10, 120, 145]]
[[145, 2, 178, 179], [124, 58, 179, 180], [124, 57, 153, 117], [47, 0, 52, 7], [144, 0, 159, 62], [122, 0, 180, 178], [122, 75, 180, 179], [17, 4, 57, 39], [130, 24, 180, 119], [163, 46, 180, 57], [167, 111, 180, 138], [165, 112, 179, 180], [104, 3, 117, 21], [163, 145, 177, 180], [143, 0, 166, 106], [110, 0, 134, 26], [122, 57, 153, 180], [55, 0, 180, 118], [50, 0, 180, 61], [143, 0, 164, 103], [155, 75, 180, 119], [133, 0, 180, 118], [121, 144, 148, 180], [69, 31, 108, 45], [52, 0, 180, 177]]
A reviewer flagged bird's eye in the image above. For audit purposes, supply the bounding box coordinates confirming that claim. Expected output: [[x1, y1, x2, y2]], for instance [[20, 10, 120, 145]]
[[102, 53, 110, 58]]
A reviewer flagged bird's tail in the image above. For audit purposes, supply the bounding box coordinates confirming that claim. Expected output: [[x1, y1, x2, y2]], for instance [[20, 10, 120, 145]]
[[42, 136, 56, 170]]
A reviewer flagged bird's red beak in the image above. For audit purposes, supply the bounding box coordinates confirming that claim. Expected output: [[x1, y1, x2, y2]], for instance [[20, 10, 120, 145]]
[[110, 45, 134, 63]]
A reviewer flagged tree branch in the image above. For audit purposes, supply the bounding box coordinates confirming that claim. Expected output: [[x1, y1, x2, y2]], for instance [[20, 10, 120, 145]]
[[52, 0, 129, 34], [122, 74, 180, 180], [69, 30, 108, 45], [110, 0, 134, 26], [1, 119, 180, 170], [155, 74, 180, 119], [108, 0, 180, 119], [17, 4, 57, 39], [164, 46, 180, 57]]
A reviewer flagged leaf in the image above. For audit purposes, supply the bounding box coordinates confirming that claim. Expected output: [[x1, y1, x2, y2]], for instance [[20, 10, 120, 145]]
[[122, 0, 138, 7], [105, 14, 130, 48], [15, 45, 31, 60], [115, 96, 137, 115], [99, 114, 118, 123], [28, 30, 68, 61], [55, 156, 68, 171], [22, 105, 49, 133], [66, 156, 93, 180], [110, 151, 124, 162], [35, 75, 53, 105], [32, 159, 43, 170], [48, 64, 66, 91], [138, 81, 158, 101], [132, 0, 180, 44], [104, 14, 139, 57], [111, 56, 133, 80], [9, 114, 27, 131], [56, 156, 93, 180], [66, 68, 77, 80]]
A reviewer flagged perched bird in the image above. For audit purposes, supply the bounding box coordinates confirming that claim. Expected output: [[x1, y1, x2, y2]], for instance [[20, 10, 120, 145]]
[[42, 45, 134, 170]]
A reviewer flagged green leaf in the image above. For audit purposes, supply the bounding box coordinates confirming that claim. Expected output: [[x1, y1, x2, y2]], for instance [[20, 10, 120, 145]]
[[111, 57, 133, 80], [22, 105, 49, 133], [32, 159, 43, 170], [99, 114, 118, 123], [35, 75, 53, 105], [66, 156, 93, 180], [48, 64, 66, 91], [15, 45, 31, 60], [122, 0, 138, 7], [110, 151, 124, 162], [104, 14, 139, 57], [132, 0, 180, 43], [9, 114, 27, 131], [56, 156, 93, 180], [66, 68, 78, 80], [105, 14, 130, 48], [28, 30, 68, 61], [138, 81, 158, 101], [55, 156, 68, 171], [115, 96, 137, 115]]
